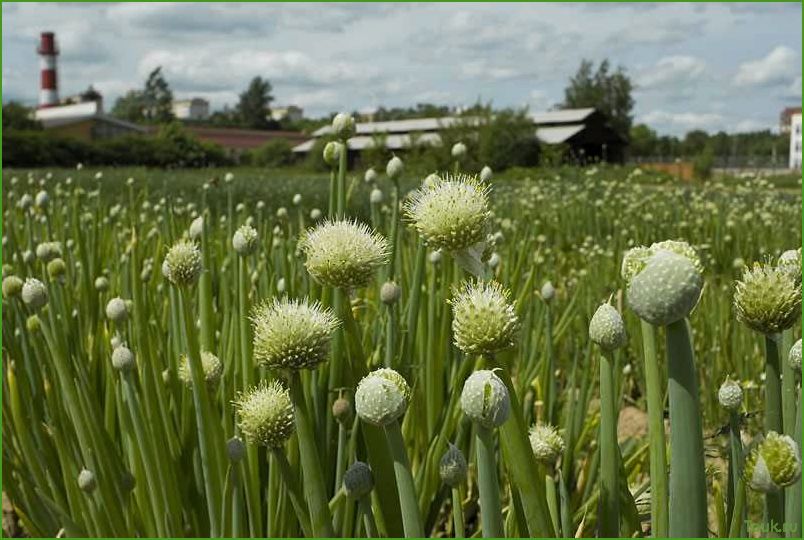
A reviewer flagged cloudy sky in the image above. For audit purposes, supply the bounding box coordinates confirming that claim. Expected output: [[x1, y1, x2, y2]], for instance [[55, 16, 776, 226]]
[[3, 2, 801, 135]]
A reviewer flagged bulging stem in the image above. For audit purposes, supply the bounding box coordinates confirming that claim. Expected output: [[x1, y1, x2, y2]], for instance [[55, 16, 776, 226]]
[[765, 333, 785, 535], [598, 350, 620, 537], [666, 319, 707, 537], [640, 320, 668, 538], [475, 424, 505, 538], [288, 372, 335, 537], [384, 419, 425, 538]]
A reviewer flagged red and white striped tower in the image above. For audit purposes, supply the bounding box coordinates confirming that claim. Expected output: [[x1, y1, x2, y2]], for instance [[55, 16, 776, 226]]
[[37, 32, 59, 108]]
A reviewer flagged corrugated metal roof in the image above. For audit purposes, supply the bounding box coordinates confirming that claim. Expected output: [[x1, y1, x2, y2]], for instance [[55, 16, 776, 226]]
[[293, 132, 442, 153], [535, 124, 585, 144], [313, 116, 480, 137], [40, 113, 146, 132], [530, 108, 595, 124]]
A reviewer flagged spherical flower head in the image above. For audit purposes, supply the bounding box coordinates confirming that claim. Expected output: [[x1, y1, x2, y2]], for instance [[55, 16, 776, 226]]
[[26, 314, 41, 333], [36, 242, 62, 263], [370, 188, 384, 205], [232, 224, 259, 256], [35, 190, 49, 208], [649, 240, 704, 275], [332, 112, 356, 139], [364, 168, 378, 184], [21, 278, 48, 310], [189, 216, 204, 240], [790, 339, 802, 374], [106, 297, 129, 323], [276, 207, 288, 220], [47, 258, 67, 281], [112, 346, 135, 373], [332, 397, 353, 424], [77, 469, 96, 493], [480, 165, 493, 183], [540, 281, 556, 302], [778, 248, 802, 286], [380, 281, 401, 305], [300, 219, 389, 289], [310, 208, 323, 221], [251, 297, 339, 370], [354, 368, 411, 427], [178, 351, 223, 388], [744, 432, 801, 493], [451, 142, 467, 159], [734, 261, 801, 335], [2, 276, 23, 299], [323, 141, 343, 167], [620, 246, 652, 283], [439, 443, 468, 487], [227, 436, 246, 463], [717, 377, 743, 411], [343, 461, 374, 499], [528, 423, 565, 465], [460, 370, 510, 429], [386, 155, 404, 180], [94, 276, 110, 292], [235, 381, 295, 449], [404, 173, 490, 252], [164, 240, 203, 287], [450, 280, 519, 355], [589, 302, 627, 351], [627, 250, 703, 326], [292, 193, 302, 206]]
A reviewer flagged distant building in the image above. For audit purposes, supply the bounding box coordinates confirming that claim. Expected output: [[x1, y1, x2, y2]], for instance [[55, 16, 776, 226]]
[[270, 105, 303, 123], [790, 113, 802, 169], [35, 101, 146, 141], [172, 98, 210, 121], [780, 107, 802, 134], [178, 126, 307, 157], [292, 107, 626, 163]]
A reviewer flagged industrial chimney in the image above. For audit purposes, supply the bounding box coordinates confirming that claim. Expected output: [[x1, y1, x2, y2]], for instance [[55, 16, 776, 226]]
[[37, 31, 59, 108]]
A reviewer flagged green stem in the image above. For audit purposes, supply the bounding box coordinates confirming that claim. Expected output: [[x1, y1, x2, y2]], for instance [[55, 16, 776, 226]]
[[788, 389, 802, 536], [640, 320, 668, 538], [598, 350, 620, 537], [727, 478, 746, 538], [475, 424, 505, 538], [765, 334, 785, 535], [451, 487, 465, 538], [337, 140, 347, 218], [666, 319, 707, 537], [328, 169, 337, 219], [359, 497, 379, 538], [727, 412, 746, 537], [781, 330, 795, 437], [545, 303, 556, 424], [179, 288, 223, 537], [288, 372, 335, 537], [545, 473, 560, 539], [492, 366, 555, 537], [384, 419, 425, 538], [272, 449, 313, 537]]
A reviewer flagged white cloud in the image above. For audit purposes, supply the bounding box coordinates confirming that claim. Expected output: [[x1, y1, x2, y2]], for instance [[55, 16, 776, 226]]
[[638, 109, 724, 129], [733, 46, 798, 87], [785, 75, 802, 97], [460, 61, 521, 81], [637, 55, 707, 90]]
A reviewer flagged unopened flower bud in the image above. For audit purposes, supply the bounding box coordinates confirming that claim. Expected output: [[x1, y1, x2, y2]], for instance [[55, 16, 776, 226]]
[[451, 142, 467, 159], [112, 346, 135, 373], [47, 258, 66, 280], [323, 141, 343, 167], [541, 281, 555, 302], [332, 112, 356, 140], [718, 377, 743, 411], [439, 444, 468, 487], [370, 188, 384, 205], [627, 250, 703, 326], [364, 168, 378, 184], [343, 461, 373, 499], [589, 302, 627, 351], [332, 397, 353, 424], [380, 281, 401, 305], [21, 278, 48, 310], [94, 276, 110, 292], [227, 436, 246, 463], [386, 156, 404, 180], [480, 165, 493, 183], [460, 369, 510, 429], [355, 368, 410, 426], [106, 297, 129, 323], [744, 432, 801, 493], [2, 276, 23, 299], [789, 339, 802, 374], [77, 469, 96, 493], [189, 216, 204, 240]]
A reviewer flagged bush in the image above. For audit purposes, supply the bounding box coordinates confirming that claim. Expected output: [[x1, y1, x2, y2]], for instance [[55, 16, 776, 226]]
[[2, 123, 231, 168], [693, 147, 714, 180], [247, 139, 295, 167]]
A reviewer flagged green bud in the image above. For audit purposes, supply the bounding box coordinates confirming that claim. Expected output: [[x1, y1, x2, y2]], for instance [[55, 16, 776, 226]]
[[589, 302, 627, 351], [439, 443, 468, 487], [460, 369, 510, 429], [744, 432, 801, 493], [355, 368, 410, 427], [343, 461, 374, 499]]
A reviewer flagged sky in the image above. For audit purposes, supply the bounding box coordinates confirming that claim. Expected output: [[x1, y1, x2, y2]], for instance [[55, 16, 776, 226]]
[[2, 2, 801, 136]]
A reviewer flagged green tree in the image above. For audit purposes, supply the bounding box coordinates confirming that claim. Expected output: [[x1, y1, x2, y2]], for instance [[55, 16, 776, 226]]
[[629, 123, 658, 157], [682, 129, 710, 156], [562, 59, 634, 138], [111, 90, 146, 122], [2, 102, 41, 130], [237, 77, 274, 129], [142, 67, 174, 123]]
